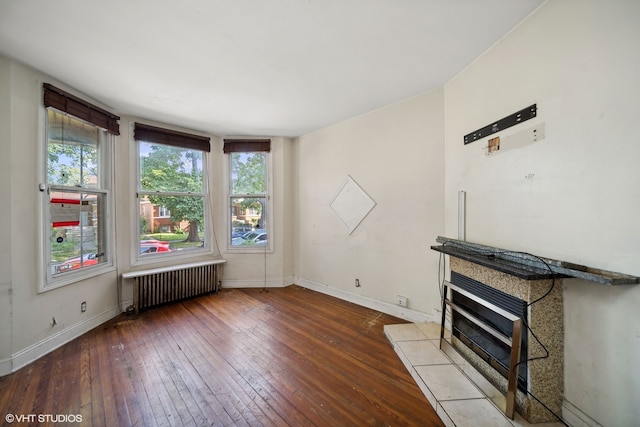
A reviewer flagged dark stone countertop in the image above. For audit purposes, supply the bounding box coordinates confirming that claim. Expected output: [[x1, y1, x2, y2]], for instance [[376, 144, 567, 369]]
[[431, 244, 563, 280]]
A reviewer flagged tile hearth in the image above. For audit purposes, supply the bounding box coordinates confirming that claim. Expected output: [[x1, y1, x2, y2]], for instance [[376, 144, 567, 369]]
[[384, 322, 564, 427]]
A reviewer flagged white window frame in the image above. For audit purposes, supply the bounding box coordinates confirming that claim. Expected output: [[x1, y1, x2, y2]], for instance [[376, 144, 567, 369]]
[[131, 129, 214, 266], [40, 108, 115, 292], [226, 150, 272, 253], [157, 206, 170, 218]]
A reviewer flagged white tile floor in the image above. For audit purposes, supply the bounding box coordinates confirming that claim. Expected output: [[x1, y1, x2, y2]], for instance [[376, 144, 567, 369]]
[[384, 322, 564, 427]]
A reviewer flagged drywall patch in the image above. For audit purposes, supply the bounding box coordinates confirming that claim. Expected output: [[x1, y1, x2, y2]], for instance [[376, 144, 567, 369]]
[[485, 123, 545, 156]]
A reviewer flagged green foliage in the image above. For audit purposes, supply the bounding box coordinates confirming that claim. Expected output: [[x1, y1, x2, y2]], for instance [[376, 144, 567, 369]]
[[140, 143, 204, 242], [142, 233, 187, 242], [231, 152, 267, 228], [231, 152, 266, 194], [140, 215, 149, 233], [47, 110, 99, 186], [50, 231, 77, 261]]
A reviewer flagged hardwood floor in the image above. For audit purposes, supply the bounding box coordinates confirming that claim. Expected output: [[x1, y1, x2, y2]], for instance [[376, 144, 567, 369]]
[[0, 286, 444, 426]]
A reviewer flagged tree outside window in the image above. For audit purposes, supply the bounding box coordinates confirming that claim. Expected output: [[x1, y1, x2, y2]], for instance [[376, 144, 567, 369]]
[[45, 109, 110, 279], [137, 140, 207, 256], [229, 152, 268, 247]]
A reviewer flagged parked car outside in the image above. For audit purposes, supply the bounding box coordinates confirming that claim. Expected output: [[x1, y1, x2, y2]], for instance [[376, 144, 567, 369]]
[[232, 226, 254, 238], [55, 253, 98, 273], [232, 229, 267, 246], [140, 239, 172, 254], [56, 240, 172, 273]]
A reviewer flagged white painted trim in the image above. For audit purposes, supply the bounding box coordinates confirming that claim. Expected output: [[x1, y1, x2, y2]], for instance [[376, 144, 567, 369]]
[[221, 277, 288, 289], [122, 259, 226, 279], [220, 274, 294, 289], [294, 277, 434, 323], [562, 398, 603, 427], [8, 305, 120, 375]]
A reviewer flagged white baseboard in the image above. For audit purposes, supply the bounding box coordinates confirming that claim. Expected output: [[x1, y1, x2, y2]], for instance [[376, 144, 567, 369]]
[[294, 276, 434, 323], [6, 305, 121, 375], [562, 398, 603, 427], [222, 275, 294, 289]]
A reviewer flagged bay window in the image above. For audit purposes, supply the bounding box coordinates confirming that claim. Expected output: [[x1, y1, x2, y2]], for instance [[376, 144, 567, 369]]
[[134, 123, 211, 261]]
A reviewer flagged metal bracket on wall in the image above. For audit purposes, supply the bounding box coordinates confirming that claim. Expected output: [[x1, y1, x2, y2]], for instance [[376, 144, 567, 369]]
[[464, 104, 537, 145]]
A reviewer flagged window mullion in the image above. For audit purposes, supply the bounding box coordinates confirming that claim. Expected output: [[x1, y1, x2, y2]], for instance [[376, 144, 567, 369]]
[[229, 193, 265, 198], [138, 191, 205, 197]]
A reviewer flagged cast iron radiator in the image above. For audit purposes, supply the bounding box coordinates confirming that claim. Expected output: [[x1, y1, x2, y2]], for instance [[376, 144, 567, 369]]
[[123, 261, 224, 313]]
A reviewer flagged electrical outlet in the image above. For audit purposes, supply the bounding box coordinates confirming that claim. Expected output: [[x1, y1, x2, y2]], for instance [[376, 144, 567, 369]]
[[355, 278, 361, 287], [396, 295, 408, 307], [81, 301, 87, 312]]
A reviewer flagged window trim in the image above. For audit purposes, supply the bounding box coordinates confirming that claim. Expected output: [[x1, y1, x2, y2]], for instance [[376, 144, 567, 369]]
[[40, 104, 116, 292], [225, 144, 272, 253], [132, 123, 214, 266]]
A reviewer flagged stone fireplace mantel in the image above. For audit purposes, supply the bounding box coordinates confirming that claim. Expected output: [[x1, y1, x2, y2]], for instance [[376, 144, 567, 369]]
[[431, 236, 639, 423], [432, 236, 639, 286]]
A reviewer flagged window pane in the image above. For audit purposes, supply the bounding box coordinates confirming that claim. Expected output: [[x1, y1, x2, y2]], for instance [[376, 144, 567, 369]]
[[139, 195, 205, 254], [47, 109, 99, 187], [137, 138, 207, 259], [230, 197, 266, 246], [50, 191, 106, 274], [139, 142, 203, 193], [231, 152, 266, 194]]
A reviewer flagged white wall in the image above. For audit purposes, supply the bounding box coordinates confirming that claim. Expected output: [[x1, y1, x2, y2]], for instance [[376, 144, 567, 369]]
[[219, 136, 295, 289], [0, 56, 13, 374], [0, 58, 295, 373], [294, 90, 445, 320], [0, 61, 121, 374], [443, 1, 640, 426]]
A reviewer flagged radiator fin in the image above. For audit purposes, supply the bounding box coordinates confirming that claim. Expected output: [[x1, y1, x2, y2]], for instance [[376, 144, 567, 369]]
[[133, 264, 219, 313]]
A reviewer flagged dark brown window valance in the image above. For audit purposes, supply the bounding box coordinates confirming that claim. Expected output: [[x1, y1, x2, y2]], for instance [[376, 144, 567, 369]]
[[43, 83, 120, 135], [134, 123, 210, 152], [223, 139, 271, 153]]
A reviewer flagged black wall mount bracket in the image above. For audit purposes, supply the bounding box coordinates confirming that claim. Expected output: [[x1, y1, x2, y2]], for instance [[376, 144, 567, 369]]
[[464, 104, 537, 145]]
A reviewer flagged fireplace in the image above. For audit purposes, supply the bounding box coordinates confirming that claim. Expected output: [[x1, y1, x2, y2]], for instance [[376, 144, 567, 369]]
[[431, 236, 640, 423], [432, 243, 565, 423], [450, 271, 528, 392]]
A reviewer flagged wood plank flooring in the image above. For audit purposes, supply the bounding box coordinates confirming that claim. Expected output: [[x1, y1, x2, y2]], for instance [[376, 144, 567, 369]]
[[0, 285, 444, 426]]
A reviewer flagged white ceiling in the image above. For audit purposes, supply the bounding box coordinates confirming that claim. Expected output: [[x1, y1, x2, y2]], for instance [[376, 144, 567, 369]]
[[0, 0, 543, 137]]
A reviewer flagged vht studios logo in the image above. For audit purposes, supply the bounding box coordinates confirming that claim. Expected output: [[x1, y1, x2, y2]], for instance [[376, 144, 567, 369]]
[[5, 413, 83, 423]]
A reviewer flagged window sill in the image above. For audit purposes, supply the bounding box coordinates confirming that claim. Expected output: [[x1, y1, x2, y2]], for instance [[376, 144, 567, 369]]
[[225, 246, 273, 255], [122, 259, 226, 279], [41, 263, 116, 293], [132, 247, 216, 268]]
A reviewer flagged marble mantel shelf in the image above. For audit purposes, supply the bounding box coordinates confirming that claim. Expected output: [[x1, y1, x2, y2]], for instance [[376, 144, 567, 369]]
[[431, 244, 560, 280], [432, 236, 639, 286]]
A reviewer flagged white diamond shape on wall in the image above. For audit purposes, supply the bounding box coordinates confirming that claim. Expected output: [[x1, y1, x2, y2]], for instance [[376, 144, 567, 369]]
[[330, 175, 376, 234]]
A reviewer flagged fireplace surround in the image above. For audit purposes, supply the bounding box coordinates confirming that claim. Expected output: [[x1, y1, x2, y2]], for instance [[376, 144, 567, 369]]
[[432, 236, 639, 423], [433, 240, 565, 423]]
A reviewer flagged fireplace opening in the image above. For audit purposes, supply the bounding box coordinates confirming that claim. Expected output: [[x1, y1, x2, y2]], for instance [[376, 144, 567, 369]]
[[450, 272, 528, 392]]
